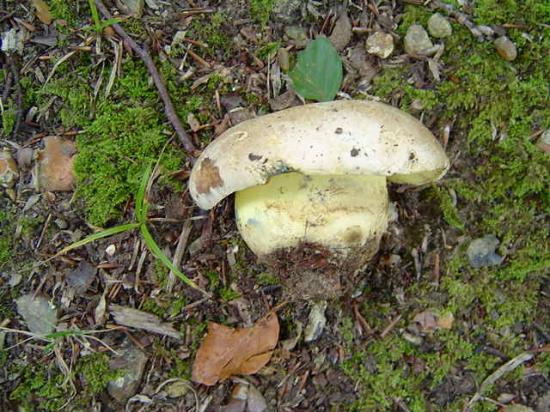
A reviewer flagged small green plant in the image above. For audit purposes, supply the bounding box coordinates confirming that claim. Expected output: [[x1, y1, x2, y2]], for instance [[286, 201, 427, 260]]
[[87, 0, 121, 34], [289, 36, 343, 102], [250, 0, 275, 27], [51, 164, 208, 295]]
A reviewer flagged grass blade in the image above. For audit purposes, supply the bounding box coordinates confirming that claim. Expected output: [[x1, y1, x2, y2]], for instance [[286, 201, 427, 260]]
[[140, 224, 208, 295], [135, 163, 152, 224], [47, 223, 140, 261]]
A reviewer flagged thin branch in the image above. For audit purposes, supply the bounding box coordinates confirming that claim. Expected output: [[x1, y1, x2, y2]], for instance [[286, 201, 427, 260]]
[[94, 0, 197, 156]]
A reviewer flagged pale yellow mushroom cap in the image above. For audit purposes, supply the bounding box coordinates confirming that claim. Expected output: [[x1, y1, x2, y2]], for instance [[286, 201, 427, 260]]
[[189, 100, 449, 210]]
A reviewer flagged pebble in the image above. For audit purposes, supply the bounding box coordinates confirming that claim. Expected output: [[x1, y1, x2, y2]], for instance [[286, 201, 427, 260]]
[[118, 0, 144, 17], [108, 341, 148, 402], [15, 294, 57, 336], [304, 301, 327, 342], [428, 13, 452, 38], [366, 32, 394, 59], [404, 24, 434, 56], [494, 36, 517, 61], [277, 47, 290, 71], [329, 13, 352, 51], [467, 235, 504, 268]]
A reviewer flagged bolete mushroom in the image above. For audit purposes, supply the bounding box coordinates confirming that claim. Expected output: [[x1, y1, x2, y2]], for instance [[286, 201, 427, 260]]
[[189, 100, 449, 298]]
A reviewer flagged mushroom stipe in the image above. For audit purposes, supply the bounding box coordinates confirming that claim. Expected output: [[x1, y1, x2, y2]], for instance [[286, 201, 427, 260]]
[[190, 100, 449, 299]]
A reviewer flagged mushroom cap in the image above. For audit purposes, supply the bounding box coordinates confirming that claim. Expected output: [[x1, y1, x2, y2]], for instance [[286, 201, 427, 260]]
[[190, 100, 449, 210]]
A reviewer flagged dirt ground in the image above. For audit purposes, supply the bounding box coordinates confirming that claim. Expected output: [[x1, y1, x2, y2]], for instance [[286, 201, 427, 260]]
[[0, 1, 548, 411]]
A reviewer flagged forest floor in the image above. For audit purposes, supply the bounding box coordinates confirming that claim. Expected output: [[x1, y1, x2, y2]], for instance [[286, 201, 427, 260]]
[[0, 0, 548, 411]]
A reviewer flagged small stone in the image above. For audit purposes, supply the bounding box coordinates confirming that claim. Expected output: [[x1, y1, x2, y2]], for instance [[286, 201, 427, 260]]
[[427, 13, 452, 38], [366, 32, 394, 59], [494, 36, 517, 61], [0, 151, 19, 188], [277, 48, 290, 72], [284, 25, 308, 48], [15, 294, 57, 336], [117, 0, 144, 17], [404, 24, 434, 56], [304, 300, 327, 342], [329, 13, 352, 51], [467, 235, 504, 268], [108, 341, 148, 402], [538, 129, 550, 153], [105, 244, 116, 256], [16, 148, 34, 169]]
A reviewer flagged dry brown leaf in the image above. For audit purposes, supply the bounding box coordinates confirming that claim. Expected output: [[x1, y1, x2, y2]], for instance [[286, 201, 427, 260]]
[[413, 310, 454, 333], [192, 312, 279, 386], [32, 0, 52, 25], [413, 310, 438, 333], [436, 312, 455, 330], [37, 136, 76, 191]]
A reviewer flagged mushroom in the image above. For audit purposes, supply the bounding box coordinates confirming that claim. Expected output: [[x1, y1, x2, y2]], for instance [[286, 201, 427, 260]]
[[189, 100, 449, 298]]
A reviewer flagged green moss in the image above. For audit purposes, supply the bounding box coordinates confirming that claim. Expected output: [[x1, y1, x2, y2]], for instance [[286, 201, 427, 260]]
[[346, 2, 549, 408], [250, 0, 275, 27], [256, 272, 280, 286], [142, 298, 165, 317], [1, 99, 16, 135], [10, 364, 65, 411], [220, 287, 241, 302], [77, 353, 120, 394], [188, 13, 233, 58], [428, 186, 465, 231], [0, 209, 14, 266], [49, 0, 77, 27]]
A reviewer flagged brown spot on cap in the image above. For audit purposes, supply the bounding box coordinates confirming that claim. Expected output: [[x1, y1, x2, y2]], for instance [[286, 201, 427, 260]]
[[248, 153, 262, 161], [350, 148, 360, 157], [195, 158, 224, 194]]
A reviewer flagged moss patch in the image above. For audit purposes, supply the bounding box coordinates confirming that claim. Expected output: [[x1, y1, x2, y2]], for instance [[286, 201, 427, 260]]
[[343, 1, 549, 409]]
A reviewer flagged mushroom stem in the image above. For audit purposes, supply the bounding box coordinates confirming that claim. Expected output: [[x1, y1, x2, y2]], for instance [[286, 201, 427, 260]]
[[235, 172, 389, 259]]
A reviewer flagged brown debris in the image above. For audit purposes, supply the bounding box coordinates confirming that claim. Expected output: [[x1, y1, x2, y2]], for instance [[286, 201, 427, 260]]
[[192, 312, 279, 386], [37, 136, 76, 191], [109, 304, 182, 340]]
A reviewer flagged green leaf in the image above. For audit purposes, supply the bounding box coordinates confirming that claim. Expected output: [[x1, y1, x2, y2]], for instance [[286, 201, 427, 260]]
[[140, 224, 208, 295], [289, 36, 343, 102]]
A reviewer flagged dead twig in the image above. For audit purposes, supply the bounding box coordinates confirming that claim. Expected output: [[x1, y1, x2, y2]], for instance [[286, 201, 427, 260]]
[[166, 220, 192, 293], [465, 352, 534, 411], [427, 0, 498, 41], [94, 0, 197, 156], [380, 314, 402, 338]]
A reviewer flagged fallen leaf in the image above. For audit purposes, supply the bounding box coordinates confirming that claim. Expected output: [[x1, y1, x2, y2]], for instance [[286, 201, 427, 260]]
[[32, 0, 52, 25], [413, 310, 438, 333], [37, 136, 76, 191], [192, 312, 279, 386], [109, 305, 181, 340], [413, 310, 455, 333]]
